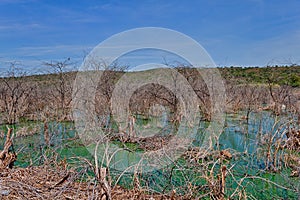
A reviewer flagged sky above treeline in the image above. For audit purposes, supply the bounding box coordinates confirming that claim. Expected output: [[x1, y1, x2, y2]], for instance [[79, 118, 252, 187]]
[[0, 0, 300, 72]]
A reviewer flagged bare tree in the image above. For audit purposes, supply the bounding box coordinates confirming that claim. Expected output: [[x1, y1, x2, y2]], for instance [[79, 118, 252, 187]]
[[240, 84, 265, 124], [268, 83, 292, 115], [0, 63, 35, 124], [178, 67, 212, 121], [43, 58, 75, 120], [266, 74, 293, 115]]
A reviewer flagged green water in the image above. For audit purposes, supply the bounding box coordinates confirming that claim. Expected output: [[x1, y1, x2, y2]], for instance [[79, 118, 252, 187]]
[[0, 111, 299, 199]]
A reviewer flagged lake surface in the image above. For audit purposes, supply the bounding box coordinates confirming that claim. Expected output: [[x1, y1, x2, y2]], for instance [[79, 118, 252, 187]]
[[1, 111, 299, 199]]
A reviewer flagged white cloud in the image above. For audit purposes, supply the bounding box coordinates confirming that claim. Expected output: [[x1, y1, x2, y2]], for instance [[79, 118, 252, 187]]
[[0, 23, 42, 31], [16, 44, 93, 57]]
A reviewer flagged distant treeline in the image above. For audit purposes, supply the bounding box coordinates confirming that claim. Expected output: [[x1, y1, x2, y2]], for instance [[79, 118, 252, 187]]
[[219, 65, 300, 87], [0, 64, 299, 125]]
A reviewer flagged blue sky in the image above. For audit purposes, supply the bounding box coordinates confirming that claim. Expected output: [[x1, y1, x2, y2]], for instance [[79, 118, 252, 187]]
[[1, 0, 300, 71]]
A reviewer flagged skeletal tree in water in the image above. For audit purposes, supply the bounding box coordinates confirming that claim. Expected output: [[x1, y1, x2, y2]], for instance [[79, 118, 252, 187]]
[[43, 58, 75, 121], [92, 59, 128, 129], [264, 66, 295, 115], [41, 58, 76, 147], [177, 66, 212, 121], [0, 63, 35, 124], [241, 84, 264, 124]]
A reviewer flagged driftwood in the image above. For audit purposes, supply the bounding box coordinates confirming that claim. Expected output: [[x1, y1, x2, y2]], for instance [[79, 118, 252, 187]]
[[0, 128, 16, 169]]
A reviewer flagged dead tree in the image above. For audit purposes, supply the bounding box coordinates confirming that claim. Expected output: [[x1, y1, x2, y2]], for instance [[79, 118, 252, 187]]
[[179, 67, 212, 121], [0, 128, 16, 169], [241, 84, 264, 123], [0, 64, 35, 124], [43, 58, 75, 120], [266, 72, 293, 115]]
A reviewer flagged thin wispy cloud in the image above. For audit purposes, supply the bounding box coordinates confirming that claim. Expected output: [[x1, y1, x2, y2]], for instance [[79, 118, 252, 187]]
[[0, 23, 42, 31], [16, 45, 93, 57], [0, 0, 36, 5]]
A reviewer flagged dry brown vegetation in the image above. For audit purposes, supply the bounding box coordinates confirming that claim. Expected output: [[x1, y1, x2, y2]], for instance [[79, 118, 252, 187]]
[[0, 64, 299, 125], [0, 164, 182, 199], [0, 63, 299, 199]]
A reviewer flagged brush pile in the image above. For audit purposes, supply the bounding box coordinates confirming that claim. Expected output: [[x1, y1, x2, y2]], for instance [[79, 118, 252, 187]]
[[0, 164, 179, 199], [284, 128, 300, 150]]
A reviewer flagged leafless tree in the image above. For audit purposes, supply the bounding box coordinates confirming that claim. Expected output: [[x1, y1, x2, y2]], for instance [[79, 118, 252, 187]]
[[43, 58, 75, 120], [264, 68, 296, 115], [240, 84, 265, 123], [0, 63, 36, 124]]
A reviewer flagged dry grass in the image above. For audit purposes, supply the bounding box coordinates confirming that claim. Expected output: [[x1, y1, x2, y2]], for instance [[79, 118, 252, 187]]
[[0, 165, 180, 200]]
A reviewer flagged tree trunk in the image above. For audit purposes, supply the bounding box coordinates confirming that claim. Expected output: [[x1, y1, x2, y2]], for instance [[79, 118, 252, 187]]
[[0, 128, 17, 169], [44, 121, 50, 147]]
